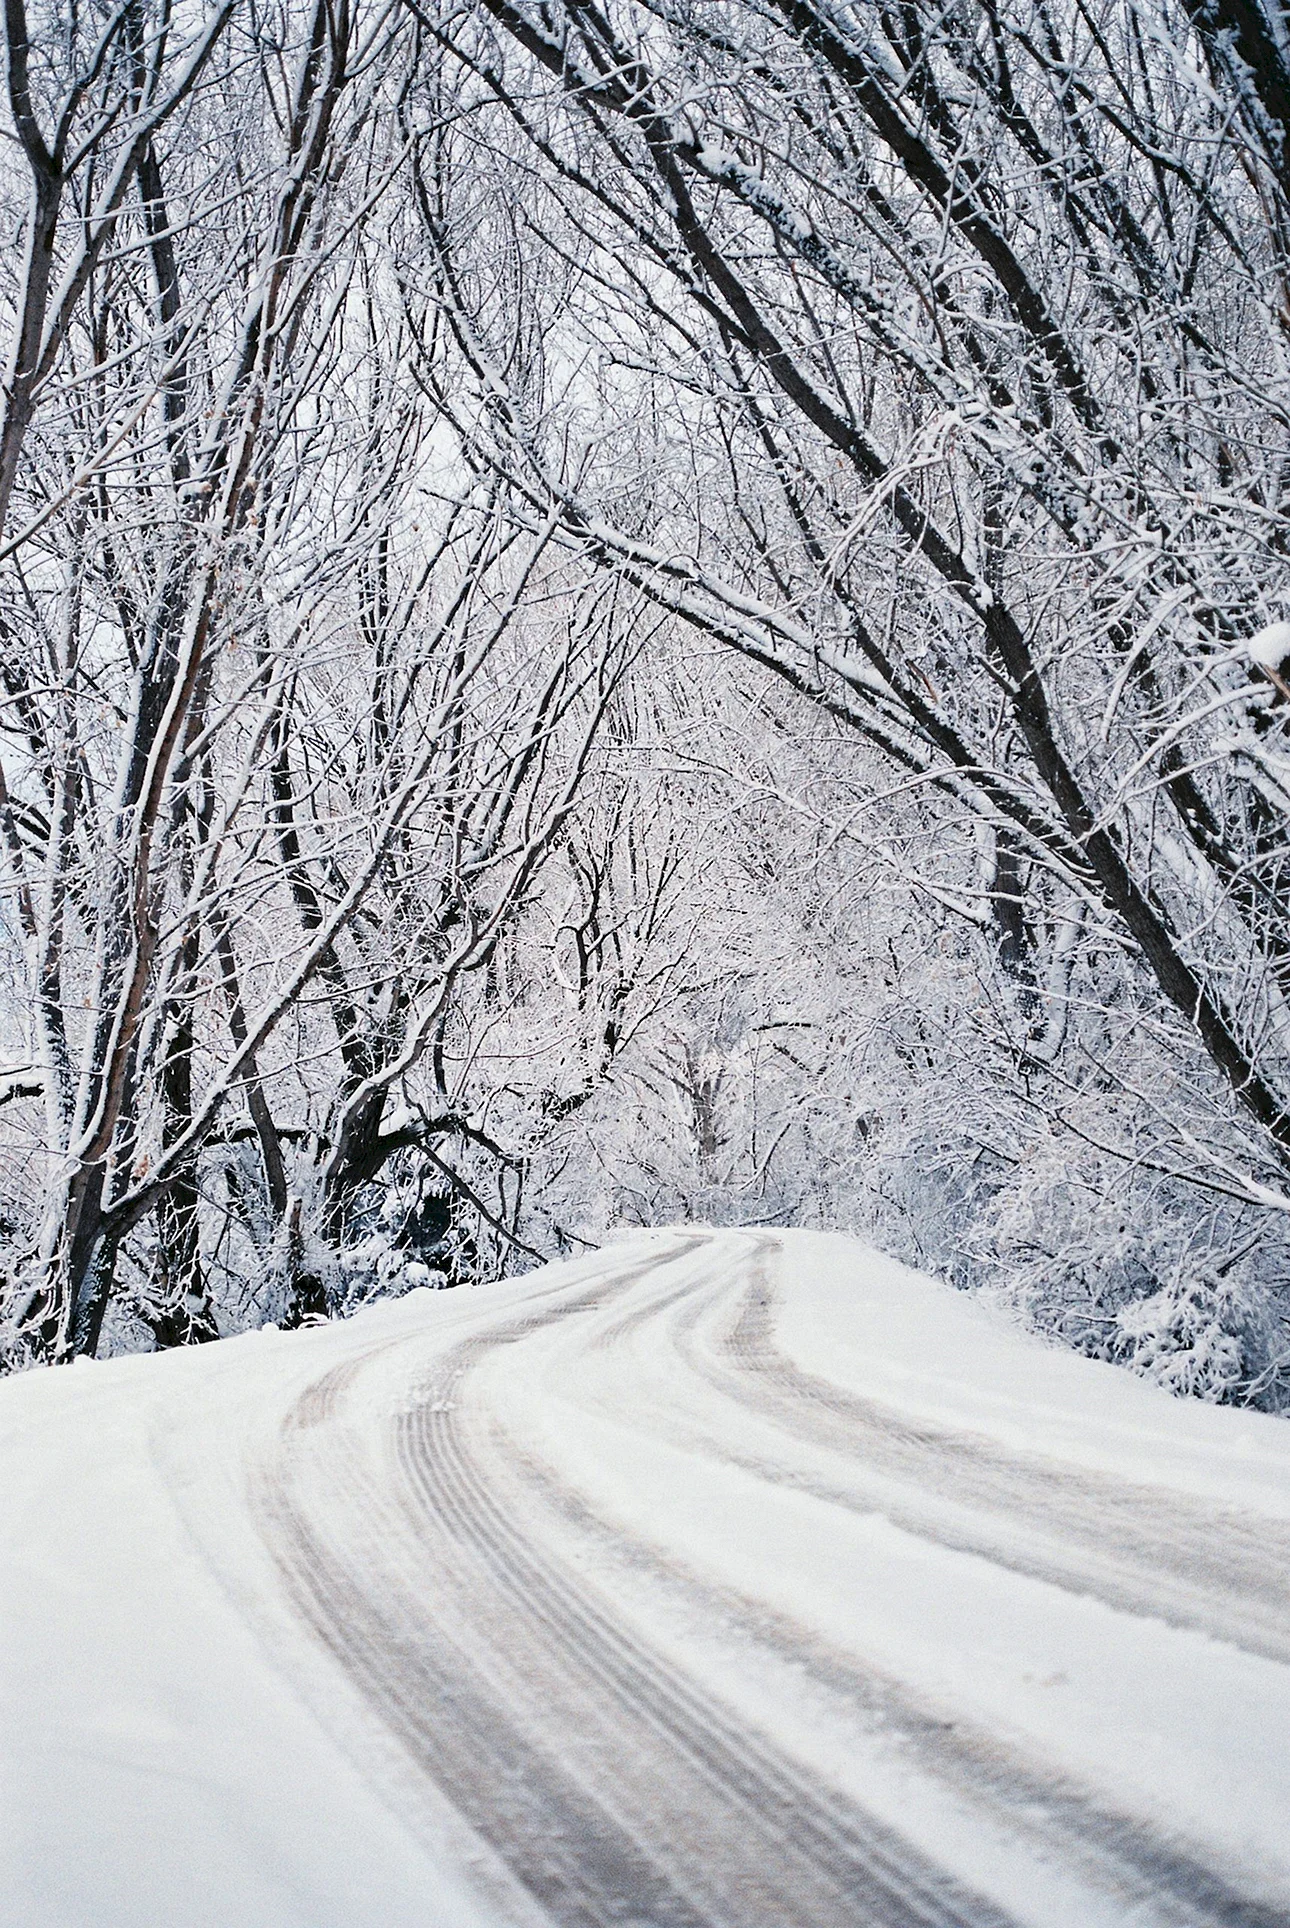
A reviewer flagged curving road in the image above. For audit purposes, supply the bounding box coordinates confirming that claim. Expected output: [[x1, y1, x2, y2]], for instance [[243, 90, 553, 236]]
[[244, 1230, 1290, 1928]]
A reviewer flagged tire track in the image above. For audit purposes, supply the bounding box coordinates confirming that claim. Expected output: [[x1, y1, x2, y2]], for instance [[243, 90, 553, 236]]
[[258, 1236, 1016, 1928], [253, 1231, 1290, 1928], [678, 1243, 1290, 1666], [491, 1237, 1279, 1928]]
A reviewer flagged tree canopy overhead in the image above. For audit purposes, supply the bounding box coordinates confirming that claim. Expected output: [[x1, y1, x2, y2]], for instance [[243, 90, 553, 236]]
[[3, 0, 1290, 1405]]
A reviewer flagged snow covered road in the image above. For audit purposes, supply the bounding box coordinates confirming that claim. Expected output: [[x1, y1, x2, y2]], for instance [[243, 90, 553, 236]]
[[3, 1229, 1290, 1926]]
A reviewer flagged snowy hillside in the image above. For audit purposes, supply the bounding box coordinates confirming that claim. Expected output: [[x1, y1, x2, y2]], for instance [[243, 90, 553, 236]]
[[2, 1230, 1288, 1928]]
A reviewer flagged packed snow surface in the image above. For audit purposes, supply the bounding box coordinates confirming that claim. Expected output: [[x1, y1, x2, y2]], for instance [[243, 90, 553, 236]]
[[3, 1229, 1289, 1928]]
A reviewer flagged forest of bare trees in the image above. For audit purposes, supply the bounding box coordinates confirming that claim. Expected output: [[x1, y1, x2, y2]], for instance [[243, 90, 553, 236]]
[[3, 0, 1290, 1406]]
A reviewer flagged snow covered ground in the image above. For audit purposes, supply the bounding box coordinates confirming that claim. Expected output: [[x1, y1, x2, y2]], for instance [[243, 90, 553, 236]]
[[2, 1228, 1289, 1927]]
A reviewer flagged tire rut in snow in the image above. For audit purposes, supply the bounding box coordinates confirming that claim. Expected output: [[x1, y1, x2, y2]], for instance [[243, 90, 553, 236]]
[[702, 1244, 1290, 1669], [258, 1239, 1016, 1928], [493, 1236, 1282, 1928]]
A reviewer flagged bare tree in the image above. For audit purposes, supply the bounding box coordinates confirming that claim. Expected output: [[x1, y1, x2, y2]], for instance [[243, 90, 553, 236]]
[[7, 0, 1290, 1401], [417, 0, 1290, 1193], [0, 0, 645, 1362]]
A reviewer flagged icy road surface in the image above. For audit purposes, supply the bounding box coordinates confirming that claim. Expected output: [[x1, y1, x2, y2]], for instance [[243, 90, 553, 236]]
[[3, 1231, 1290, 1928]]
